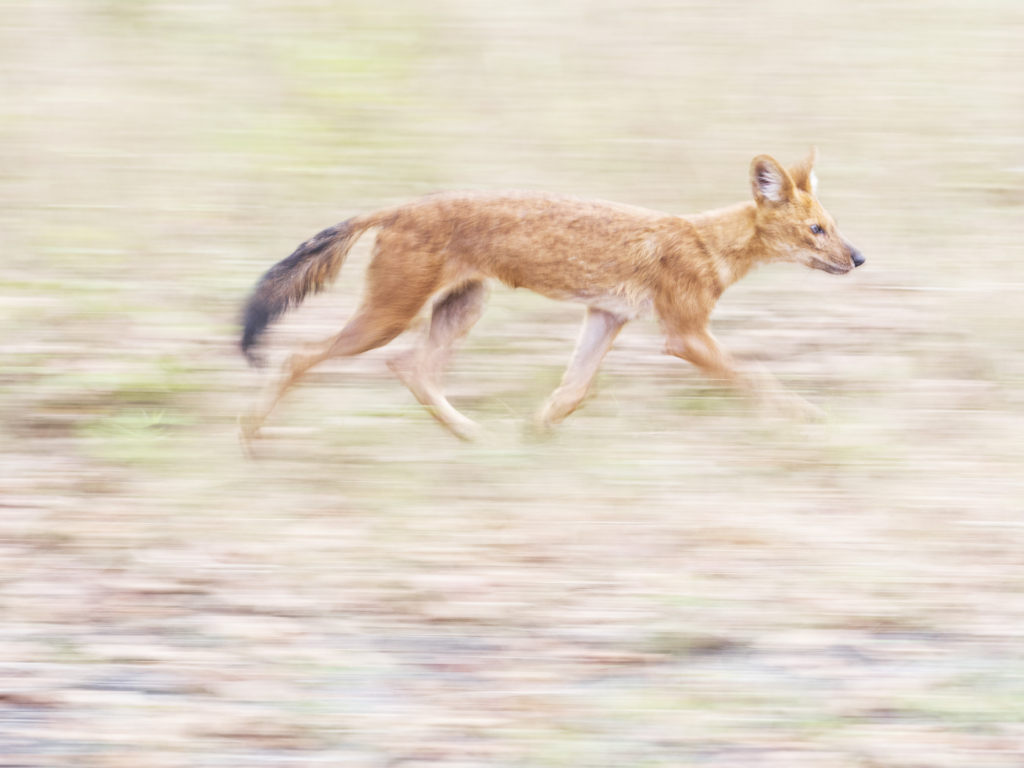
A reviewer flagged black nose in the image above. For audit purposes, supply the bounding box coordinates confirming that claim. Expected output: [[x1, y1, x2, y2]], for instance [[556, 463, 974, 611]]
[[849, 245, 865, 268]]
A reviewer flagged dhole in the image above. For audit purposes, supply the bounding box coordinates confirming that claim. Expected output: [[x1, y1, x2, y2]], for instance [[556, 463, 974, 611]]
[[240, 148, 863, 442]]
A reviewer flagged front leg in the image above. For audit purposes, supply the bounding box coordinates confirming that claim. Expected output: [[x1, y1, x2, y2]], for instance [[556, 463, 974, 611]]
[[535, 307, 627, 431], [665, 328, 824, 420]]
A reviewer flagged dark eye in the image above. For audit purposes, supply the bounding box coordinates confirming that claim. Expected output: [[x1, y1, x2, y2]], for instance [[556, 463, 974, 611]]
[[810, 224, 824, 235]]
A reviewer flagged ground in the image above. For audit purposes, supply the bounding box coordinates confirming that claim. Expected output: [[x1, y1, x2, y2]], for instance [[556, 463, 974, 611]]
[[2, 1, 1024, 766]]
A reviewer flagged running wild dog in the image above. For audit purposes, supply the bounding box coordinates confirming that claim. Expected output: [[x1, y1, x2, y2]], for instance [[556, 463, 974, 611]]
[[240, 147, 863, 442]]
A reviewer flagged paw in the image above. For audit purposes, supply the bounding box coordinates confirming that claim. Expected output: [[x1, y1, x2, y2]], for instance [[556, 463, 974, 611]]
[[237, 410, 264, 445], [525, 411, 560, 441], [446, 416, 484, 443], [768, 391, 826, 422]]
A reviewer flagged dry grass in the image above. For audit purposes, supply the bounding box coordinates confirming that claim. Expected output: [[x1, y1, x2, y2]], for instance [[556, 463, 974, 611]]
[[2, 1, 1024, 765]]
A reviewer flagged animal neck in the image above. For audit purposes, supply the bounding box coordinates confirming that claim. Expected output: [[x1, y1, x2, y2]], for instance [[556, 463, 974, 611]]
[[683, 201, 765, 289]]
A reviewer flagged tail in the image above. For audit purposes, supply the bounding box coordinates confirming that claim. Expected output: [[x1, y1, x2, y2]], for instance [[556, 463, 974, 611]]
[[240, 217, 370, 366]]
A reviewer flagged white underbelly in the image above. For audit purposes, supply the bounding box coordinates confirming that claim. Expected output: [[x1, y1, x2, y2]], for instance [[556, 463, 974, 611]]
[[567, 290, 654, 320]]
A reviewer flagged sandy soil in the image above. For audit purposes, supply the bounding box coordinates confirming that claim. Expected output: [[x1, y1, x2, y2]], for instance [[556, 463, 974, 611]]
[[2, 1, 1024, 765]]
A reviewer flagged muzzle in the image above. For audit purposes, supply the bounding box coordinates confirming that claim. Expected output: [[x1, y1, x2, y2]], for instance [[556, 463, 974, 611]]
[[847, 243, 865, 268]]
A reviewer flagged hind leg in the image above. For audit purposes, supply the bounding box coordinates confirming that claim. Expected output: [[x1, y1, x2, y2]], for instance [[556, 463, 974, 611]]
[[240, 305, 416, 441], [240, 236, 443, 442], [388, 280, 488, 441]]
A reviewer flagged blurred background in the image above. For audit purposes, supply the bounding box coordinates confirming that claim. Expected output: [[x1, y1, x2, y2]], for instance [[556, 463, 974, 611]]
[[2, 1, 1024, 765]]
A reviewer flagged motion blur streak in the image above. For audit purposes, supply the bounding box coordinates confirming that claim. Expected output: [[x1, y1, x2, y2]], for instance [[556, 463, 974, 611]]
[[1, 1, 1023, 765]]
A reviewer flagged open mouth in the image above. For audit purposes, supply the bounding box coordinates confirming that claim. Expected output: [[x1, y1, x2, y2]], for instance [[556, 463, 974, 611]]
[[810, 257, 852, 275]]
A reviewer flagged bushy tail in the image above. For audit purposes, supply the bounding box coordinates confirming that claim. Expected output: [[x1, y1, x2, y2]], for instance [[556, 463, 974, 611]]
[[241, 218, 368, 366]]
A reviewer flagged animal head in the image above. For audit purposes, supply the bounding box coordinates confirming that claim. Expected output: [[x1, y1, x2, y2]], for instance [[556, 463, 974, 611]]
[[749, 147, 864, 274]]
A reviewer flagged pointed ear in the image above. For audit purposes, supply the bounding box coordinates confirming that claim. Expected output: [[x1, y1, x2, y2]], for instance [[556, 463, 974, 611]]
[[750, 154, 796, 205], [789, 145, 819, 195]]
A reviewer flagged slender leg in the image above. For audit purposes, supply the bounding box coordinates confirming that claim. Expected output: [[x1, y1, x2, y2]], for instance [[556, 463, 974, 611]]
[[665, 328, 824, 420], [388, 281, 488, 441], [240, 228, 450, 444], [664, 329, 743, 386], [240, 304, 419, 442], [535, 307, 627, 429]]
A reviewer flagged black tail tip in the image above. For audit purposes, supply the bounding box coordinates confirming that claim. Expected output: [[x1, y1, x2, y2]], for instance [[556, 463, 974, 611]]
[[240, 299, 275, 368], [242, 345, 266, 369], [241, 334, 266, 368]]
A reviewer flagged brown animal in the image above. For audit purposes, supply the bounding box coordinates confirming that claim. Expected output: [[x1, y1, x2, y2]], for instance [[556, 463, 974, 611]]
[[239, 148, 863, 442]]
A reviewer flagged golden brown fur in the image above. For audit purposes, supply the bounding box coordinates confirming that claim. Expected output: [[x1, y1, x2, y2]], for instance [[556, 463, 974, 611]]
[[240, 148, 863, 442]]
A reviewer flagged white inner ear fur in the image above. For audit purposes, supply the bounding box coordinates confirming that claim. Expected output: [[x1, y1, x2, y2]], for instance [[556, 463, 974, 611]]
[[757, 167, 784, 202], [809, 170, 818, 195]]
